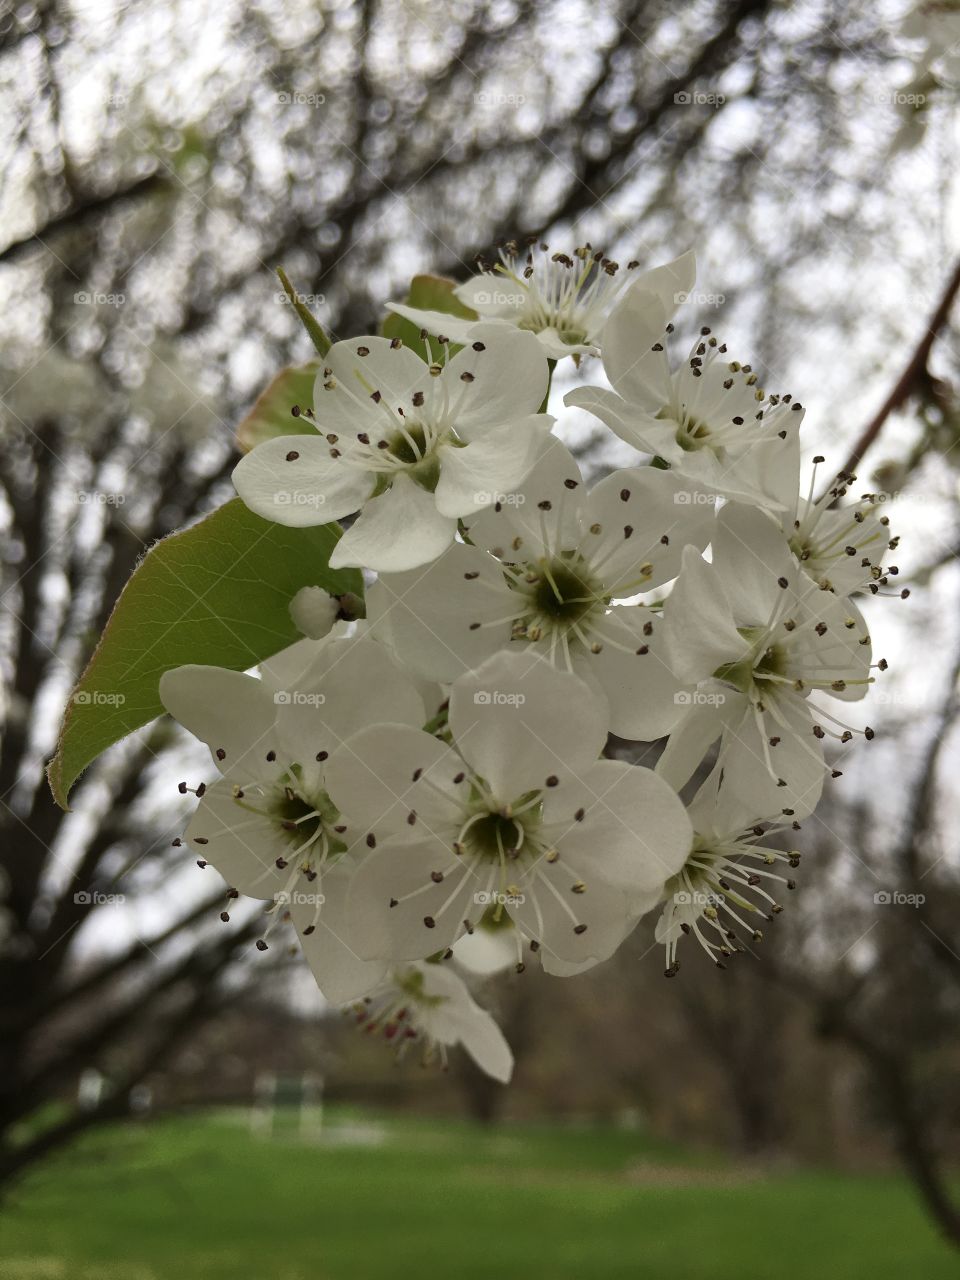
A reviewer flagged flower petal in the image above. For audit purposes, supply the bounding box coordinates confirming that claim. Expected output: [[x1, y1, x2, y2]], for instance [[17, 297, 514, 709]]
[[597, 290, 674, 409], [461, 433, 584, 560], [434, 416, 551, 518], [290, 861, 388, 1004], [318, 336, 430, 434], [369, 544, 514, 682], [509, 857, 632, 969], [448, 650, 607, 801], [564, 386, 683, 461], [183, 778, 287, 898], [345, 838, 481, 959], [325, 724, 465, 838], [661, 545, 751, 684], [542, 759, 692, 909], [232, 434, 374, 526], [581, 607, 690, 740], [443, 323, 549, 432], [581, 466, 714, 593], [160, 666, 282, 781], [330, 476, 456, 573], [274, 637, 425, 779]]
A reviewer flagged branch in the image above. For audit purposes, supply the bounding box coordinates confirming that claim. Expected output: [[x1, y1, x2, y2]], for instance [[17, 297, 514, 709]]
[[833, 256, 960, 485]]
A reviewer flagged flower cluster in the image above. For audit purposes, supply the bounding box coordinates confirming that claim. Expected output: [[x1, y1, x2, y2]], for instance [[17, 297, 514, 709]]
[[163, 246, 902, 1081]]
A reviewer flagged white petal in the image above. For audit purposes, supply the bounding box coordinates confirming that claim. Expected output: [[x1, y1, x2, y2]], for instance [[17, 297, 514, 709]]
[[274, 637, 424, 778], [718, 690, 824, 820], [509, 858, 632, 968], [661, 546, 751, 684], [712, 502, 796, 622], [434, 416, 550, 517], [564, 386, 683, 460], [443, 323, 549, 432], [368, 544, 514, 682], [345, 838, 479, 959], [330, 476, 456, 573], [450, 1003, 514, 1083], [597, 291, 674, 408], [452, 925, 517, 976], [160, 666, 281, 781], [318, 336, 430, 434], [448, 651, 607, 801], [325, 724, 465, 838], [581, 466, 714, 593], [541, 760, 692, 909], [655, 694, 727, 792], [629, 249, 697, 317], [461, 433, 584, 560], [291, 862, 388, 1003], [383, 304, 486, 345], [232, 434, 373, 526], [582, 607, 689, 740], [183, 779, 287, 898], [454, 275, 522, 318]]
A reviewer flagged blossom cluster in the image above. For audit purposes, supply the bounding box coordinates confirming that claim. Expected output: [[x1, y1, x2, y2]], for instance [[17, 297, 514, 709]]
[[162, 243, 901, 1081]]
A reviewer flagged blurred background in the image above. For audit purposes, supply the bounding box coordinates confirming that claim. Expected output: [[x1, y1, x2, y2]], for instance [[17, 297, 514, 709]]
[[2, 1, 960, 1277]]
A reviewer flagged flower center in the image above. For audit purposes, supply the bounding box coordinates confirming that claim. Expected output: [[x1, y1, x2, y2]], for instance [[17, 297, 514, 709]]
[[461, 804, 540, 862], [384, 422, 446, 491], [509, 553, 606, 645]]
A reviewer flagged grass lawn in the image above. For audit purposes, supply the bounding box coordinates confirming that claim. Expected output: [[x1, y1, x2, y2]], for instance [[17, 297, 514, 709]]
[[0, 1108, 957, 1279]]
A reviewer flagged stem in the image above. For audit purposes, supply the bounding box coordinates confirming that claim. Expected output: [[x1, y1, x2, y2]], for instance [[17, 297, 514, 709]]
[[825, 255, 960, 497]]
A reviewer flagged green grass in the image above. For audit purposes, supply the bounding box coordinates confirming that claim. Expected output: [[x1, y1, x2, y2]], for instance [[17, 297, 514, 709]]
[[0, 1109, 957, 1279]]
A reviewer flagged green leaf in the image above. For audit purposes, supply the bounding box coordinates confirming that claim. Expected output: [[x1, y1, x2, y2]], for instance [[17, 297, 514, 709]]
[[382, 274, 477, 361], [235, 361, 321, 453], [48, 500, 362, 809], [277, 267, 331, 356]]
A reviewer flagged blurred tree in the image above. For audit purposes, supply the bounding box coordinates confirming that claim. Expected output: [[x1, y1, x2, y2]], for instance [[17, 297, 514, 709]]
[[1, 0, 959, 1219]]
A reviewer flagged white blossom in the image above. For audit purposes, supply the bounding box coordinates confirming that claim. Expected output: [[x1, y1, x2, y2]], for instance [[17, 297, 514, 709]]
[[349, 961, 513, 1081], [323, 651, 692, 974], [232, 325, 551, 572], [369, 434, 712, 740], [160, 635, 425, 1003], [657, 503, 876, 820], [566, 300, 803, 511], [656, 773, 802, 975], [387, 244, 696, 359]]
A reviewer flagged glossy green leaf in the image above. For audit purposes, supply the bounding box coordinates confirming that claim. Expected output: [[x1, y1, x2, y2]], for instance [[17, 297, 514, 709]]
[[382, 274, 477, 360], [48, 500, 361, 808], [235, 361, 321, 453]]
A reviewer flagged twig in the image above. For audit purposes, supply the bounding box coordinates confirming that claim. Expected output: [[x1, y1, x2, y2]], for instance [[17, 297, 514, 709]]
[[832, 256, 960, 488]]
